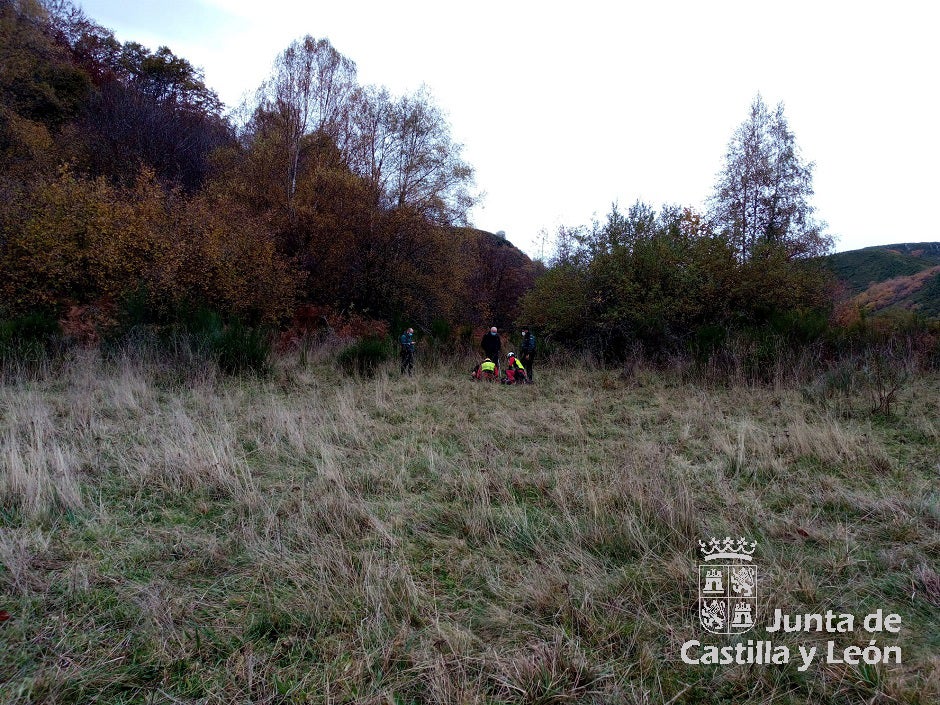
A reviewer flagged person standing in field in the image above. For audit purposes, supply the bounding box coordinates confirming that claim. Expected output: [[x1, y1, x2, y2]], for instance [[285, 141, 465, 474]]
[[481, 326, 501, 374], [520, 327, 536, 382], [400, 327, 415, 375]]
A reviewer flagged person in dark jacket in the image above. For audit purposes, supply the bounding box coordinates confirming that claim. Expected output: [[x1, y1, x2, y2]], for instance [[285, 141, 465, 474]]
[[399, 327, 415, 375], [520, 327, 536, 382], [481, 327, 501, 373]]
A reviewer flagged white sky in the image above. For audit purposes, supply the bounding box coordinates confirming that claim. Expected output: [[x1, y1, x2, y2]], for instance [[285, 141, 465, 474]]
[[77, 0, 939, 258]]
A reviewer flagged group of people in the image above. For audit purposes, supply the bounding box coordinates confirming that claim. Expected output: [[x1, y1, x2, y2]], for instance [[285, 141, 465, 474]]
[[472, 326, 535, 384], [398, 325, 536, 385]]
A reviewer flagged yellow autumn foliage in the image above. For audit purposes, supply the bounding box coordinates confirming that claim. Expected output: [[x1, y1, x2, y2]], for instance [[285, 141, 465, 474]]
[[0, 166, 299, 323]]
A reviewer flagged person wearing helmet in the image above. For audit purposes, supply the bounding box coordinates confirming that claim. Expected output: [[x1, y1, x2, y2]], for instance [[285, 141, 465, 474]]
[[471, 357, 498, 381], [502, 351, 528, 384]]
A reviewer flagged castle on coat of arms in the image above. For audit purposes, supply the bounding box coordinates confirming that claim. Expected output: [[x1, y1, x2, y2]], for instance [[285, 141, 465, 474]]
[[697, 537, 758, 634]]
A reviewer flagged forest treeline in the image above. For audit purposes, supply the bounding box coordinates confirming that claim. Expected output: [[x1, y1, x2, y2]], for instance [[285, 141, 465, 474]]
[[0, 0, 534, 337], [516, 93, 940, 364], [2, 0, 937, 370]]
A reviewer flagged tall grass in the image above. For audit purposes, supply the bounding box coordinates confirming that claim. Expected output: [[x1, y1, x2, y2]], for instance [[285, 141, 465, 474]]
[[0, 343, 937, 703]]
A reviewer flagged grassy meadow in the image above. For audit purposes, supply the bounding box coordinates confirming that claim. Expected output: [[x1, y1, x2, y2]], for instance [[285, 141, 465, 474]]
[[1, 344, 938, 704]]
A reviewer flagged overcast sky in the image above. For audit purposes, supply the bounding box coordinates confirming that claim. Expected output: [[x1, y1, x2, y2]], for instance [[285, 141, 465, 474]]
[[77, 0, 938, 258]]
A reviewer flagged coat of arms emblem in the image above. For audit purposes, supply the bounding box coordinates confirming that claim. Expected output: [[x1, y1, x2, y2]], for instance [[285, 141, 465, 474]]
[[698, 536, 757, 634]]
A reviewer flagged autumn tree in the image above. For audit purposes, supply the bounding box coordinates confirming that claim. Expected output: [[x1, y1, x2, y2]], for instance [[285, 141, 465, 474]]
[[1, 8, 500, 331], [0, 166, 297, 322], [232, 41, 480, 322], [522, 203, 741, 353], [72, 37, 231, 189], [708, 94, 831, 261], [7, 1, 232, 191], [252, 35, 357, 210], [344, 85, 395, 208], [345, 85, 476, 225], [381, 87, 475, 225], [428, 228, 534, 329], [0, 0, 91, 127], [0, 0, 88, 182], [0, 167, 172, 311]]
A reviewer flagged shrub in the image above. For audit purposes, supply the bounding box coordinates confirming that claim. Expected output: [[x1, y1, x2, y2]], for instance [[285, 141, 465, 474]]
[[0, 168, 299, 326], [0, 310, 60, 363], [180, 308, 272, 376], [337, 337, 392, 377], [115, 285, 163, 330], [690, 324, 727, 363], [212, 321, 273, 376]]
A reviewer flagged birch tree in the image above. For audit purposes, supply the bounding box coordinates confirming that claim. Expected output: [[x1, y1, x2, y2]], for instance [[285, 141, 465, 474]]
[[346, 85, 475, 225], [709, 94, 831, 261], [255, 36, 357, 209]]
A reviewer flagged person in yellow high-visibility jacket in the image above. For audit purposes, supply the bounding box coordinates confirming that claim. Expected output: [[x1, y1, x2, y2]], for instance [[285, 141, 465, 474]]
[[471, 357, 499, 381], [502, 352, 528, 384]]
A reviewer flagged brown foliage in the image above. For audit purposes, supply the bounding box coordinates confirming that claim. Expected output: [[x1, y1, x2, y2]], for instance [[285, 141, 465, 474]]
[[0, 6, 527, 334], [1, 167, 162, 310], [276, 304, 389, 351], [165, 193, 300, 324], [0, 166, 299, 324], [59, 302, 116, 344], [456, 230, 537, 329], [847, 266, 940, 315]]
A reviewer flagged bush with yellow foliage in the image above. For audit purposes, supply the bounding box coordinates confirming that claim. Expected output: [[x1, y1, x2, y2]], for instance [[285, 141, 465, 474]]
[[0, 166, 299, 325]]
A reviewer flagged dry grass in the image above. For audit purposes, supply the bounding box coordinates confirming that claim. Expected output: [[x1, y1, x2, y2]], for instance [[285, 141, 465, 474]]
[[0, 347, 937, 704]]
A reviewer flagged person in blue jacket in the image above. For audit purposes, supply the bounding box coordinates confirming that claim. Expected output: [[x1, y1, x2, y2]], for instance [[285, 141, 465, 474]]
[[399, 327, 415, 375], [520, 327, 536, 382]]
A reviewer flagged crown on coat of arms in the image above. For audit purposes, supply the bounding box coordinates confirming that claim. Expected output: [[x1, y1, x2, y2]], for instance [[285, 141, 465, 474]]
[[699, 536, 757, 562]]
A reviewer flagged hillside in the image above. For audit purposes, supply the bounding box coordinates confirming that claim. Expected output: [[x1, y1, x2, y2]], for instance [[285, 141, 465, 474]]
[[0, 2, 531, 332], [826, 242, 940, 317]]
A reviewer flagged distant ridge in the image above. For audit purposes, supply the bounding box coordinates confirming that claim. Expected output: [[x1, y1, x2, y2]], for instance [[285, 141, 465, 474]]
[[826, 242, 940, 317]]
